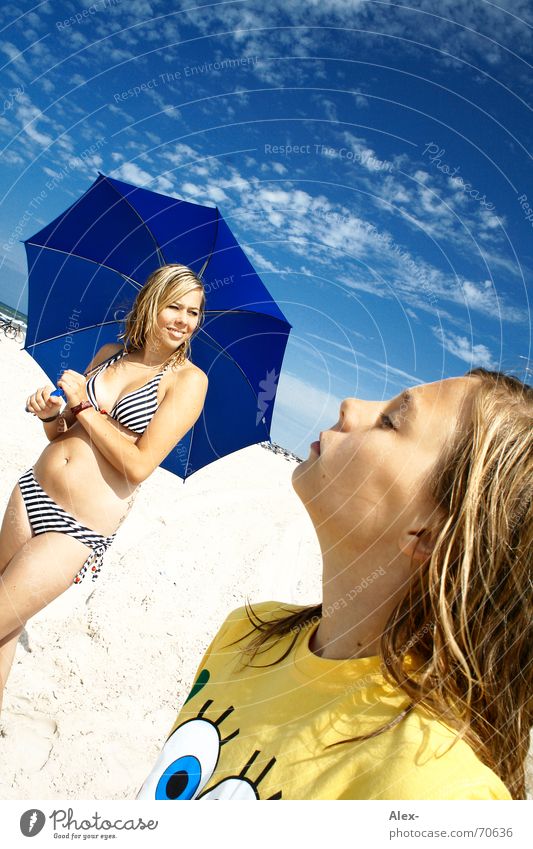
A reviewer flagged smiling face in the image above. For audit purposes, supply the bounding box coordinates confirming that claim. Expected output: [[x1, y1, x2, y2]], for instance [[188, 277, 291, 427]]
[[292, 376, 478, 554], [149, 287, 204, 351]]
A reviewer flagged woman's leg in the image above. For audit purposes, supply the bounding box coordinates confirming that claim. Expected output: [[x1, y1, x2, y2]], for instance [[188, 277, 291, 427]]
[[0, 533, 92, 639], [0, 479, 33, 573], [0, 482, 33, 712], [0, 626, 24, 714], [0, 481, 93, 708]]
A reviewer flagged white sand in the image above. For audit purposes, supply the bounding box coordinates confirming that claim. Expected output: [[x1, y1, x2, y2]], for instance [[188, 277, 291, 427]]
[[0, 333, 530, 799]]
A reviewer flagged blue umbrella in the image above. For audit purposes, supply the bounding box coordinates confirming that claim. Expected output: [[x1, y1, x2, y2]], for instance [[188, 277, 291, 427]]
[[23, 173, 291, 479]]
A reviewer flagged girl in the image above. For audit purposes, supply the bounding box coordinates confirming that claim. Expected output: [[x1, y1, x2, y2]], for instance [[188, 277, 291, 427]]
[[0, 264, 208, 712], [138, 369, 531, 800]]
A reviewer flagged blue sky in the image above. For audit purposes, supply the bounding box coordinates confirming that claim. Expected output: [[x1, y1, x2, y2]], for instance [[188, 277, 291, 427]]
[[1, 0, 532, 455]]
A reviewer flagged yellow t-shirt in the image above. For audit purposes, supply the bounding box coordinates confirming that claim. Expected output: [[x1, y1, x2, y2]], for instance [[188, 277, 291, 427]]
[[138, 602, 511, 800]]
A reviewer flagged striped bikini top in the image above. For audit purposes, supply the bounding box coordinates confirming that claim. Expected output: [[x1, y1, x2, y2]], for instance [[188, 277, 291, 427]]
[[85, 349, 169, 435]]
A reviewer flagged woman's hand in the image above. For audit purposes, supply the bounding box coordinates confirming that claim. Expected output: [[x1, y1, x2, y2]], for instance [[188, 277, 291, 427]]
[[26, 386, 63, 420], [57, 369, 89, 408]]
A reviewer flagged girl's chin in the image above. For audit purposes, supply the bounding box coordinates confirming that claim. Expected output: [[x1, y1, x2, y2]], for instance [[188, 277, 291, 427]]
[[291, 460, 312, 494]]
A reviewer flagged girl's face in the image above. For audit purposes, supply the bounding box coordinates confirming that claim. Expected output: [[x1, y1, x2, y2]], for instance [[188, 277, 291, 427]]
[[292, 376, 477, 551], [150, 288, 203, 350]]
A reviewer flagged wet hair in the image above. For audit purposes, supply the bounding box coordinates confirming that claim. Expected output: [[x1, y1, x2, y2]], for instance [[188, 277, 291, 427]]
[[236, 369, 533, 799], [119, 263, 205, 368]]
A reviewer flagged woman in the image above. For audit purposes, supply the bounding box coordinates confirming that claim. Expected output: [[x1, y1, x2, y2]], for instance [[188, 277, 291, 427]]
[[0, 263, 208, 711], [138, 369, 531, 800]]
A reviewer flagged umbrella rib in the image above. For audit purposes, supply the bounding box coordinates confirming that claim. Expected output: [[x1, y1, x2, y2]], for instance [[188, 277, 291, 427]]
[[203, 309, 292, 327], [186, 323, 271, 481], [24, 242, 142, 291], [24, 320, 121, 348], [196, 328, 237, 362], [183, 424, 195, 483], [101, 173, 166, 267], [197, 326, 271, 411], [198, 206, 219, 279]]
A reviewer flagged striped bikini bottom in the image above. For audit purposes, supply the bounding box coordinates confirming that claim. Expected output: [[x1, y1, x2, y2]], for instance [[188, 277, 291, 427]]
[[18, 468, 116, 585]]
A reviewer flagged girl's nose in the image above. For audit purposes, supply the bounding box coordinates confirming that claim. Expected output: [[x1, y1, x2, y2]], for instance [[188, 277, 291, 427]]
[[335, 398, 356, 431], [338, 397, 376, 430]]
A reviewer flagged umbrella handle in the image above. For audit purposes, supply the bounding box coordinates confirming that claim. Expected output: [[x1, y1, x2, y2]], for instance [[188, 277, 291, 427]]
[[25, 386, 66, 413]]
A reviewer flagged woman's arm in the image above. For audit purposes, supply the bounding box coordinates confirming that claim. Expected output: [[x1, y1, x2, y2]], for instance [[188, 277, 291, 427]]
[[64, 366, 208, 485], [39, 343, 121, 443], [41, 407, 76, 442], [25, 383, 75, 442]]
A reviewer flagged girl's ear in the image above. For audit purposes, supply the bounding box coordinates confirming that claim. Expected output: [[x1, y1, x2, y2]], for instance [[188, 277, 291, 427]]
[[397, 527, 437, 563]]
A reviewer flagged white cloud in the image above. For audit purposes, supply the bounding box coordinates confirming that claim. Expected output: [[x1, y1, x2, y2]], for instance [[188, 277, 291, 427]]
[[68, 31, 90, 49], [0, 41, 31, 75], [205, 185, 229, 203], [380, 175, 413, 205], [190, 165, 210, 177], [145, 131, 162, 146], [162, 144, 221, 173], [111, 161, 174, 193], [460, 278, 524, 323], [480, 212, 500, 230], [164, 157, 524, 326], [39, 78, 55, 94], [243, 245, 283, 274], [305, 0, 366, 10], [413, 169, 430, 185], [175, 0, 530, 97], [433, 327, 497, 369], [2, 148, 24, 165], [461, 278, 495, 312], [15, 95, 54, 147], [417, 186, 449, 217], [302, 332, 423, 390], [180, 181, 201, 195], [341, 131, 394, 173]]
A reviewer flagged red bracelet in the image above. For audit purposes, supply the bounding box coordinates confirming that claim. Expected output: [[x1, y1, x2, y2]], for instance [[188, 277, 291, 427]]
[[70, 401, 93, 417], [70, 402, 109, 417]]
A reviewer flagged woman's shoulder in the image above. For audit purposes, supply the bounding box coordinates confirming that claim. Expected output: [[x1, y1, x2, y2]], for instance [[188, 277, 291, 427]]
[[84, 343, 124, 374], [181, 360, 207, 377], [104, 342, 124, 355], [167, 359, 208, 389]]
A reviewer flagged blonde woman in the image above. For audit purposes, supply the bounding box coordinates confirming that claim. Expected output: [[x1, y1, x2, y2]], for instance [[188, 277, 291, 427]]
[[0, 264, 208, 711], [138, 369, 531, 800]]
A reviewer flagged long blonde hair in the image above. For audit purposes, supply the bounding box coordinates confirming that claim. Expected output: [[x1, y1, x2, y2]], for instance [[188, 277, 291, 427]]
[[119, 264, 206, 368], [238, 369, 533, 799]]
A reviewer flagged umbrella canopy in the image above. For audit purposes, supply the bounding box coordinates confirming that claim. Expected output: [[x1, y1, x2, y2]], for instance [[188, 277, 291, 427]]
[[23, 173, 291, 479]]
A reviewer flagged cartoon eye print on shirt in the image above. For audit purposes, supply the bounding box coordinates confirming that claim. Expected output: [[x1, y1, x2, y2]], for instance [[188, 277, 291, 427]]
[[137, 697, 282, 800], [198, 749, 282, 799], [137, 699, 239, 800]]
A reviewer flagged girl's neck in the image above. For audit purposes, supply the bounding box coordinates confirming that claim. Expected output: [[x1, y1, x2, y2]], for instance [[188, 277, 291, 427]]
[[312, 541, 413, 660], [126, 345, 172, 369]]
